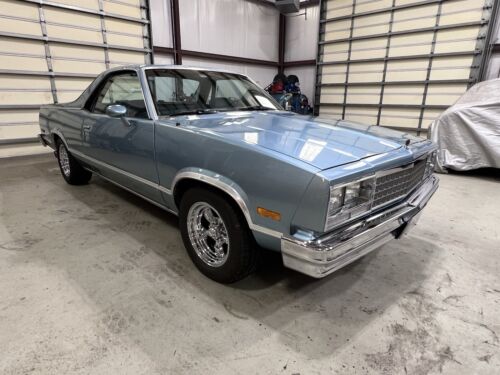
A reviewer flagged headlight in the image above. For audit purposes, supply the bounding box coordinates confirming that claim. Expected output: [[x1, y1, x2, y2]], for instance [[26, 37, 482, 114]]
[[325, 177, 375, 231]]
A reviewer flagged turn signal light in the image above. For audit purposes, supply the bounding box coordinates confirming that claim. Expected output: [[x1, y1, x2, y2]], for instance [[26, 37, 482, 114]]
[[257, 207, 281, 221]]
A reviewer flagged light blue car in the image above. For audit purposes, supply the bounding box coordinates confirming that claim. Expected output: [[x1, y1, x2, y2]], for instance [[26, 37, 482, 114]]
[[38, 65, 439, 283]]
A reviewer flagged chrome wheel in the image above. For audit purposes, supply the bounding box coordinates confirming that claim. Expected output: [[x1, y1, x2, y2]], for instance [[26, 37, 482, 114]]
[[58, 143, 71, 177], [186, 202, 230, 267]]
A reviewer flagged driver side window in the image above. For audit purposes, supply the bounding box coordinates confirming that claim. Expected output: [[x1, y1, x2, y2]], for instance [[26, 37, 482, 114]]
[[92, 72, 148, 119]]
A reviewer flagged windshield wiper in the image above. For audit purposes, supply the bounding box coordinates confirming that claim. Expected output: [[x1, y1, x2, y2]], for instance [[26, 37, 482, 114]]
[[168, 109, 219, 116], [237, 106, 274, 111]]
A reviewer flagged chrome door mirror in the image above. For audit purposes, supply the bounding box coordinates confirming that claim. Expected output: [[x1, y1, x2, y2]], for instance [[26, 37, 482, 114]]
[[106, 104, 127, 118]]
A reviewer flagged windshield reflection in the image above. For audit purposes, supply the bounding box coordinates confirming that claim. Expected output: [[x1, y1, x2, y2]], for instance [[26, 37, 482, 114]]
[[146, 69, 282, 117]]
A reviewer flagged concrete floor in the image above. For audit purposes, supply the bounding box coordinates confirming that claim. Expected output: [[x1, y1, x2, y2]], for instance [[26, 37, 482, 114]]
[[0, 154, 499, 375]]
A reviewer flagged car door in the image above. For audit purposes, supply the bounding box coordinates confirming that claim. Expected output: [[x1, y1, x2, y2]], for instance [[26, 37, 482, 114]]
[[80, 71, 161, 202]]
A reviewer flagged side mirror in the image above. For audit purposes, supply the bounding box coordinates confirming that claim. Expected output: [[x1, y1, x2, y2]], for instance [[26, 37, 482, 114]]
[[106, 104, 127, 118]]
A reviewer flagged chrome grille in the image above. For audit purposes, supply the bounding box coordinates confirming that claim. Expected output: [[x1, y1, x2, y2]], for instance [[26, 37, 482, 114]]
[[373, 160, 426, 208]]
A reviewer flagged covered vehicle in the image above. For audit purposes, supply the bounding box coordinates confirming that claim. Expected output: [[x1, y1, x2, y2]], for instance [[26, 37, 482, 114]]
[[429, 78, 500, 172], [39, 65, 438, 283]]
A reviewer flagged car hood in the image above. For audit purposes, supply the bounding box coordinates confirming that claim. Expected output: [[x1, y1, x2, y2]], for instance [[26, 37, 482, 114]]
[[170, 111, 424, 170]]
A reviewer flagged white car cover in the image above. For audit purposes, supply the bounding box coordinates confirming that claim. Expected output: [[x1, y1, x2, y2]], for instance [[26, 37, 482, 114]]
[[429, 78, 500, 172]]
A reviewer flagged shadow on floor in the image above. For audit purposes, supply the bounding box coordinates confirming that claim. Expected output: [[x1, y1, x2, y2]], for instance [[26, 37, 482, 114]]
[[444, 167, 500, 182], [1, 158, 442, 362], [74, 174, 439, 358]]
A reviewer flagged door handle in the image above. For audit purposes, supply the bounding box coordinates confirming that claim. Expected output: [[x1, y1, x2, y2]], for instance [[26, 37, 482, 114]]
[[83, 124, 92, 131]]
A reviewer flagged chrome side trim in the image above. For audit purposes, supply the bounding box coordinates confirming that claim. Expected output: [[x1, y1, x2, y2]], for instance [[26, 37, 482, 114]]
[[87, 169, 177, 216], [139, 68, 158, 120], [69, 149, 173, 195], [68, 151, 282, 239], [171, 171, 283, 239], [70, 152, 282, 238]]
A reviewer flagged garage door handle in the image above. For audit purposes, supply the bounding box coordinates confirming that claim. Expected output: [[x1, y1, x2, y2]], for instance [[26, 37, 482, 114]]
[[83, 124, 92, 131]]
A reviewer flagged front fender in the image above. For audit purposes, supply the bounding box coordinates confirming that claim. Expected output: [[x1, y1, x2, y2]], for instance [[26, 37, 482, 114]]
[[169, 168, 282, 239]]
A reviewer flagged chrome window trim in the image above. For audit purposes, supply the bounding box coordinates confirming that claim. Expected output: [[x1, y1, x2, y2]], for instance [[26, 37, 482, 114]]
[[140, 67, 256, 120], [141, 65, 242, 76], [138, 68, 158, 121], [91, 69, 153, 121]]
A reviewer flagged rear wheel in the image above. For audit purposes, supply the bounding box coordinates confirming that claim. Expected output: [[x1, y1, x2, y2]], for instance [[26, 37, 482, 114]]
[[179, 188, 257, 283], [56, 139, 92, 185]]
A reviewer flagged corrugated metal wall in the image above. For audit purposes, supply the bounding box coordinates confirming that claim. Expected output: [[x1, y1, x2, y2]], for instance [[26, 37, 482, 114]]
[[151, 0, 279, 87], [0, 0, 152, 147], [315, 0, 498, 133], [283, 4, 320, 102], [485, 0, 500, 78]]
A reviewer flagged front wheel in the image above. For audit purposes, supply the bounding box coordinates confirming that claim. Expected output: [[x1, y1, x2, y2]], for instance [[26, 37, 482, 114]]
[[56, 140, 92, 185], [179, 188, 257, 283]]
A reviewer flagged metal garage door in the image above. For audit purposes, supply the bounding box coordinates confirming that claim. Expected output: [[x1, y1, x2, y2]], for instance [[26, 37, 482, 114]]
[[315, 0, 498, 134], [0, 0, 152, 146]]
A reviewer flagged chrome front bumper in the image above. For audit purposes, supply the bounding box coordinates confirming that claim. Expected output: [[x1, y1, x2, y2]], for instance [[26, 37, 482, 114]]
[[281, 175, 439, 278]]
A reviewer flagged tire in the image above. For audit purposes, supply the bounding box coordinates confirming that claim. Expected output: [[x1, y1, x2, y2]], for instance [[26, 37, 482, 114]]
[[179, 188, 257, 283], [55, 139, 92, 185]]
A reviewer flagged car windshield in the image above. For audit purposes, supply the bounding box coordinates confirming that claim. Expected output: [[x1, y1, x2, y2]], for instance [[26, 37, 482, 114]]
[[145, 69, 281, 116]]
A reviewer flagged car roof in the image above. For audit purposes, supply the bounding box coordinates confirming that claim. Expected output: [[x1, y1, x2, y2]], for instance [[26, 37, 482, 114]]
[[105, 64, 243, 76]]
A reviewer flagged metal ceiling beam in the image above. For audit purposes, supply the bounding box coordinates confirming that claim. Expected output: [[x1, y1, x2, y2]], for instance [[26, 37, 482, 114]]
[[278, 13, 286, 73], [152, 47, 279, 67], [170, 0, 182, 65], [142, 0, 154, 65], [479, 0, 500, 80], [283, 59, 316, 67], [182, 50, 279, 67], [376, 0, 396, 127], [152, 1, 319, 72]]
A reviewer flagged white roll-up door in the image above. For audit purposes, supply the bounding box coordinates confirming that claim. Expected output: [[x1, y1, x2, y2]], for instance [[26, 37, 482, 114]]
[[315, 0, 498, 134], [0, 0, 152, 146]]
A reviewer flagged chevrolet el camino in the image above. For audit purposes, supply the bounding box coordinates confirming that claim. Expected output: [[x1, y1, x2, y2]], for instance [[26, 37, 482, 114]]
[[38, 65, 439, 283]]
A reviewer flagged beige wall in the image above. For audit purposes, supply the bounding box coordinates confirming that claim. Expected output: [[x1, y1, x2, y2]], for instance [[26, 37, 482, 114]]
[[318, 0, 492, 131], [0, 0, 150, 149]]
